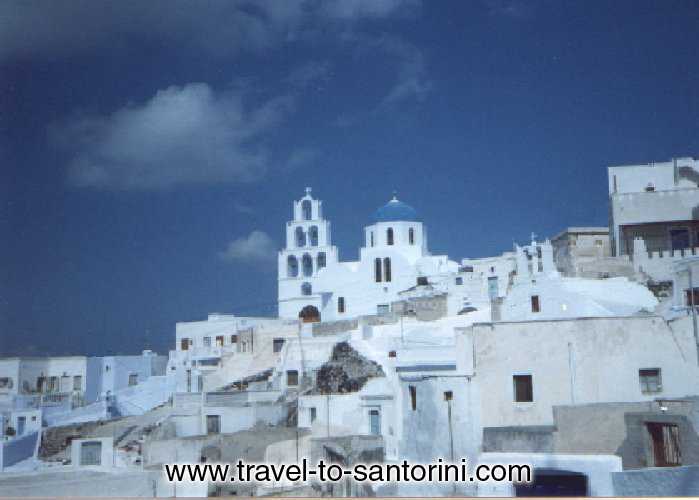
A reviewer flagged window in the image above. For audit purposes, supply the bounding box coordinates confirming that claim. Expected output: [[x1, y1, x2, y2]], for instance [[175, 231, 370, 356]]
[[670, 228, 690, 251], [302, 254, 313, 277], [490, 266, 495, 273], [444, 391, 453, 401], [216, 335, 224, 347], [531, 295, 540, 313], [80, 441, 102, 466], [317, 252, 326, 270], [338, 297, 345, 313], [295, 226, 306, 247], [647, 422, 681, 467], [369, 409, 381, 435], [409, 385, 417, 411], [301, 282, 312, 296], [287, 255, 299, 278], [513, 374, 533, 402], [370, 231, 374, 247], [273, 338, 285, 353], [685, 288, 699, 307], [387, 228, 394, 245], [309, 226, 319, 246], [49, 376, 59, 392], [417, 276, 428, 286], [374, 258, 382, 283], [310, 407, 317, 423], [455, 277, 463, 285], [639, 368, 662, 393], [409, 227, 415, 245], [287, 370, 299, 386], [377, 304, 390, 315], [203, 336, 212, 347], [461, 265, 474, 273], [301, 200, 312, 220], [206, 415, 221, 434], [73, 375, 82, 391], [230, 334, 238, 344], [128, 374, 138, 386], [595, 239, 604, 247], [0, 377, 13, 390], [180, 338, 190, 351], [383, 257, 391, 282], [645, 183, 655, 192]]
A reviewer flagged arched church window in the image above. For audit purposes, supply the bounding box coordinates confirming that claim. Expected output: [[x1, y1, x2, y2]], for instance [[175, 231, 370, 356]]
[[409, 228, 415, 245], [387, 228, 394, 246], [309, 226, 319, 246], [317, 252, 326, 270], [295, 227, 306, 247], [375, 258, 382, 283], [384, 257, 392, 282], [302, 200, 312, 220], [287, 256, 298, 278], [302, 254, 313, 277], [301, 282, 312, 296]]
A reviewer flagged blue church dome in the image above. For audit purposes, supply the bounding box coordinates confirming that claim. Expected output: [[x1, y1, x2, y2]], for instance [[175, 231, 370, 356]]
[[371, 197, 421, 223]]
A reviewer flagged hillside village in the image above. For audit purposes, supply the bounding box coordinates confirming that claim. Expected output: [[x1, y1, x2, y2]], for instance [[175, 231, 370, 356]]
[[2, 156, 699, 496]]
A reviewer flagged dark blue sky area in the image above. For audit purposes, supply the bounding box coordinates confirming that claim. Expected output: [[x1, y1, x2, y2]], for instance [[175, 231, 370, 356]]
[[1, 0, 698, 356]]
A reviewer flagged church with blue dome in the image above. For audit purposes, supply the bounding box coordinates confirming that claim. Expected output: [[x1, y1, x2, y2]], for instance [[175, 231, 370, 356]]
[[371, 196, 422, 223], [278, 188, 459, 322]]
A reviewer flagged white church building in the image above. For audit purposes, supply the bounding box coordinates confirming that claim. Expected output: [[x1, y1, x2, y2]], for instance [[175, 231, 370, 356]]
[[277, 189, 459, 322]]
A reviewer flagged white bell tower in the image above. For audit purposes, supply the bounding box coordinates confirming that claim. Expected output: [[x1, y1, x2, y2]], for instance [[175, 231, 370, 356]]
[[278, 188, 338, 320]]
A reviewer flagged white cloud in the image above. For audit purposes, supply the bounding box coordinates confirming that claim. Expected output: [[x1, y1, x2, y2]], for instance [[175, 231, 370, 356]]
[[286, 61, 332, 89], [218, 230, 277, 263], [483, 0, 528, 18], [377, 36, 433, 105], [0, 0, 420, 62], [50, 83, 294, 190], [284, 148, 320, 171], [233, 202, 256, 215], [320, 0, 420, 20]]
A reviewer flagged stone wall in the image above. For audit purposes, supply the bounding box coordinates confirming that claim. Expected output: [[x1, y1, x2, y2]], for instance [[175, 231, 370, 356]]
[[613, 465, 699, 496]]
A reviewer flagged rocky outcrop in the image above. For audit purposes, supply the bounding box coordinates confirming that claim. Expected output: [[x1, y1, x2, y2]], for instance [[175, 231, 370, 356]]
[[313, 342, 384, 394]]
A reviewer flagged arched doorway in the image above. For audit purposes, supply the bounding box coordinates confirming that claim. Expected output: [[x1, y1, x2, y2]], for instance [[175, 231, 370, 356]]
[[299, 305, 321, 323]]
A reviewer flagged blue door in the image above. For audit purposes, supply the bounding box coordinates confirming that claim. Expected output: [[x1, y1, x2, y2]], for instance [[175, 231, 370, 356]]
[[17, 416, 26, 436], [369, 409, 381, 435]]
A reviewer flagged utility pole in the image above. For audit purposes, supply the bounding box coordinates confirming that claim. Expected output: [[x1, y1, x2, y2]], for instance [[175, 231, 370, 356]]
[[689, 263, 699, 365], [445, 392, 454, 462]]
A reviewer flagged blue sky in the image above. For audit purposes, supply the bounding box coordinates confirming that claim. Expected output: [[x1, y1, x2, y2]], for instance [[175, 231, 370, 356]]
[[2, 0, 698, 356]]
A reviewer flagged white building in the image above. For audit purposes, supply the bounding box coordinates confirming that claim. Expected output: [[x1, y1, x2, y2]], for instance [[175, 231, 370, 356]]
[[551, 227, 612, 277], [278, 189, 459, 322], [0, 357, 86, 398], [608, 156, 699, 282]]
